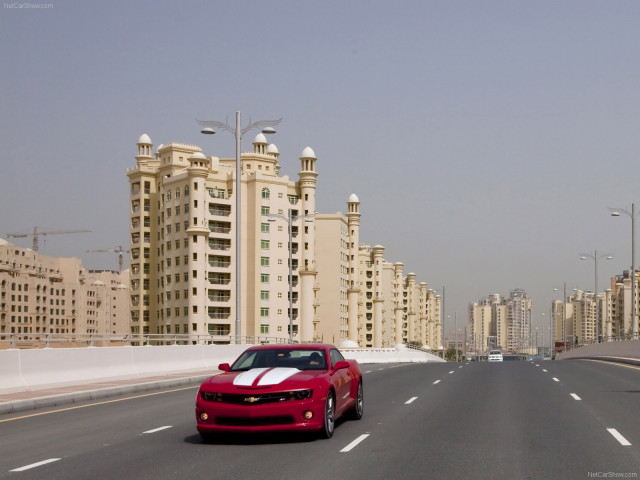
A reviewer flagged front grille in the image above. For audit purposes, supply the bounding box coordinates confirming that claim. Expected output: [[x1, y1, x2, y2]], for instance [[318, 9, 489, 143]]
[[201, 390, 311, 405], [215, 416, 295, 427]]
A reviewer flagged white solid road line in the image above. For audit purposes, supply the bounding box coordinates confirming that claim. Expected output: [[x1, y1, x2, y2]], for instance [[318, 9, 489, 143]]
[[607, 428, 632, 446], [433, 380, 441, 384], [10, 458, 61, 472], [405, 397, 418, 404], [143, 426, 172, 434], [340, 434, 370, 453], [570, 393, 581, 401]]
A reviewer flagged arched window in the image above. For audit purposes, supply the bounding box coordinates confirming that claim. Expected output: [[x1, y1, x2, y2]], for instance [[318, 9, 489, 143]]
[[167, 190, 172, 201], [261, 188, 270, 199], [176, 187, 180, 199], [184, 185, 190, 196]]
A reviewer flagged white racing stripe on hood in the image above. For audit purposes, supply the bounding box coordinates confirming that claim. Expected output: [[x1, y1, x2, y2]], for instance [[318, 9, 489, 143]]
[[233, 368, 270, 386], [257, 367, 300, 386]]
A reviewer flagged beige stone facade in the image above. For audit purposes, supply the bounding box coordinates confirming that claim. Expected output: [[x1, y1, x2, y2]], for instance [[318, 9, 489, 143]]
[[469, 290, 532, 354], [0, 239, 129, 339], [127, 134, 441, 347]]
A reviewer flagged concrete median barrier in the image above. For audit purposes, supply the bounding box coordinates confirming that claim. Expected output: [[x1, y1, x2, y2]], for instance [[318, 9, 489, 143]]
[[0, 344, 252, 394]]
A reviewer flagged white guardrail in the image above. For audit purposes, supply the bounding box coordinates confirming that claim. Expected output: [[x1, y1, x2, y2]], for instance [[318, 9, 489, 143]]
[[0, 343, 445, 394]]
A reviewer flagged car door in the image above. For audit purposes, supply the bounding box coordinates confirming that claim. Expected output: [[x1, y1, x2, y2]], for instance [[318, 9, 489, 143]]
[[329, 348, 352, 413]]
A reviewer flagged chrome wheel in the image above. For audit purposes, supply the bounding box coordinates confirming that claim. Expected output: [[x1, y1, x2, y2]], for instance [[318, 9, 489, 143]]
[[322, 391, 335, 438], [353, 381, 364, 420]]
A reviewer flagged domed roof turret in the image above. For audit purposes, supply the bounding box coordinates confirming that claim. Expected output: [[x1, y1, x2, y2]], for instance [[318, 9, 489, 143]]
[[253, 133, 267, 144], [137, 133, 152, 145], [266, 143, 279, 155], [348, 193, 359, 203], [300, 147, 316, 159], [189, 151, 207, 161]]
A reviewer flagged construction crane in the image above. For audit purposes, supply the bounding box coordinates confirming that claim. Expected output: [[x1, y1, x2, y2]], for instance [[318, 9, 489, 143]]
[[86, 246, 129, 273], [6, 227, 91, 252]]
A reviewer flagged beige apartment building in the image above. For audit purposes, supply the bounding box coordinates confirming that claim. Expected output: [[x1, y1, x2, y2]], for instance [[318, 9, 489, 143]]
[[552, 270, 639, 346], [469, 289, 532, 354], [0, 239, 129, 339], [127, 133, 441, 347], [127, 134, 320, 342], [313, 195, 442, 348]]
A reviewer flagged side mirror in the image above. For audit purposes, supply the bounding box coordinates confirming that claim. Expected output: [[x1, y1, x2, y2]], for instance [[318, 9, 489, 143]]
[[333, 361, 350, 371], [218, 363, 230, 372]]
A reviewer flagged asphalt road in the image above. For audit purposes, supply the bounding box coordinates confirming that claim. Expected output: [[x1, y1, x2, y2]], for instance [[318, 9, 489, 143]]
[[1, 360, 639, 480]]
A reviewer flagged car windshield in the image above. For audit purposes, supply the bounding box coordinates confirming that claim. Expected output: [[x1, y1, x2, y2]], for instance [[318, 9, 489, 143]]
[[230, 348, 328, 371], [489, 351, 501, 355]]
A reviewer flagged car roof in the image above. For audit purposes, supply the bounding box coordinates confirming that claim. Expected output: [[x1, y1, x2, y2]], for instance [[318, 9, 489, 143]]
[[243, 343, 336, 352]]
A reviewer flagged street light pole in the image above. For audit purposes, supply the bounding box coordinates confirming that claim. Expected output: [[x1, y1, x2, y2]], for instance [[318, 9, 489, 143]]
[[580, 251, 613, 343], [198, 113, 282, 344], [609, 203, 639, 339]]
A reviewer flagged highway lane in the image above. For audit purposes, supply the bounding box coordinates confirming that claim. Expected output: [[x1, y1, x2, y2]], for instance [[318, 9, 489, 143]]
[[1, 361, 639, 479]]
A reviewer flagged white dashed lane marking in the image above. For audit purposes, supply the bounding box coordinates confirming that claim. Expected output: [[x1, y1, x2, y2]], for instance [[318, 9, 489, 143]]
[[570, 393, 581, 401], [433, 380, 441, 384], [10, 458, 61, 472], [405, 397, 418, 404], [608, 428, 632, 446], [340, 434, 370, 452], [143, 426, 172, 434], [552, 377, 560, 382]]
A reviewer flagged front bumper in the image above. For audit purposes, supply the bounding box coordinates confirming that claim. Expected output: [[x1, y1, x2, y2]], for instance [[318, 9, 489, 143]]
[[195, 394, 326, 434]]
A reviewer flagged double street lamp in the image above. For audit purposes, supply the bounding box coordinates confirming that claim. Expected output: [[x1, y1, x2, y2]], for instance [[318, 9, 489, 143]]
[[579, 251, 612, 343], [197, 112, 282, 343], [266, 212, 314, 342]]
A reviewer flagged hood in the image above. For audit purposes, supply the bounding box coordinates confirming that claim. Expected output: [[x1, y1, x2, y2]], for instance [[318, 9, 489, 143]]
[[201, 367, 323, 391]]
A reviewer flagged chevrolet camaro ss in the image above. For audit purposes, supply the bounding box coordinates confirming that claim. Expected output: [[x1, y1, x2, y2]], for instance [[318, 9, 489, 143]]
[[195, 344, 363, 440]]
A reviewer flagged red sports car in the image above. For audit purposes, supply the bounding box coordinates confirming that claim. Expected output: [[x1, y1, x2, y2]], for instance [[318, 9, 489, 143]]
[[195, 344, 363, 440]]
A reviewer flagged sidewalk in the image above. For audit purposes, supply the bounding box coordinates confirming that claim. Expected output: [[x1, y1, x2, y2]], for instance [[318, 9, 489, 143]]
[[0, 369, 217, 415]]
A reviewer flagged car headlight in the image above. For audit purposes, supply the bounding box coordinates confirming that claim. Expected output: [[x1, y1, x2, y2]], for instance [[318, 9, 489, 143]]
[[201, 391, 219, 401], [292, 389, 312, 400]]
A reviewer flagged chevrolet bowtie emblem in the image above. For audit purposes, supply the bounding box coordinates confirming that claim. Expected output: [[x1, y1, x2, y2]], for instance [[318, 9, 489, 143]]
[[245, 396, 260, 403]]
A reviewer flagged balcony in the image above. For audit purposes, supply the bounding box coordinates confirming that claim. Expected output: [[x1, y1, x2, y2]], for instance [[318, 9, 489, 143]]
[[209, 204, 231, 217], [208, 275, 231, 285]]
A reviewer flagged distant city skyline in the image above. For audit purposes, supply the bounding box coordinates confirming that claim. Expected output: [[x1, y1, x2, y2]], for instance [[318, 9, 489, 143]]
[[2, 1, 639, 334]]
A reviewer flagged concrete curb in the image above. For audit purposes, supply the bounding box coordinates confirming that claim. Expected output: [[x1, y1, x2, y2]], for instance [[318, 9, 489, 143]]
[[0, 374, 211, 415]]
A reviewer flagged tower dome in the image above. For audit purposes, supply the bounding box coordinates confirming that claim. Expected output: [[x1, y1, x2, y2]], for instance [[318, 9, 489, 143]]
[[136, 133, 153, 158], [300, 146, 316, 159], [137, 133, 152, 145], [348, 193, 359, 203]]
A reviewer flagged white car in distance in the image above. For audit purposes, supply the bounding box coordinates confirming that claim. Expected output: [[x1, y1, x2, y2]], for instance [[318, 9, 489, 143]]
[[488, 350, 503, 362]]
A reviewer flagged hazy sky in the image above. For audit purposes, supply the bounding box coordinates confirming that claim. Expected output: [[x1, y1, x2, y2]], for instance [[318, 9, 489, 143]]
[[2, 1, 639, 341]]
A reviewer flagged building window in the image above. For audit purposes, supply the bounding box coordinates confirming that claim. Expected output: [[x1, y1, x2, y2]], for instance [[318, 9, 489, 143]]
[[261, 290, 269, 300], [261, 223, 270, 233], [261, 257, 270, 266], [261, 240, 270, 249], [261, 188, 270, 199], [261, 274, 270, 283], [260, 308, 269, 317]]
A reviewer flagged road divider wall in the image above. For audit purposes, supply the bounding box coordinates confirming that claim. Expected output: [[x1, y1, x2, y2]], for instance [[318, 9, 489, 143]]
[[557, 339, 640, 362], [0, 344, 248, 394], [0, 344, 444, 394]]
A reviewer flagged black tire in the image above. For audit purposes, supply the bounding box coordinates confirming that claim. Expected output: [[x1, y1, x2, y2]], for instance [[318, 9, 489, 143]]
[[321, 391, 336, 439], [351, 380, 364, 420]]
